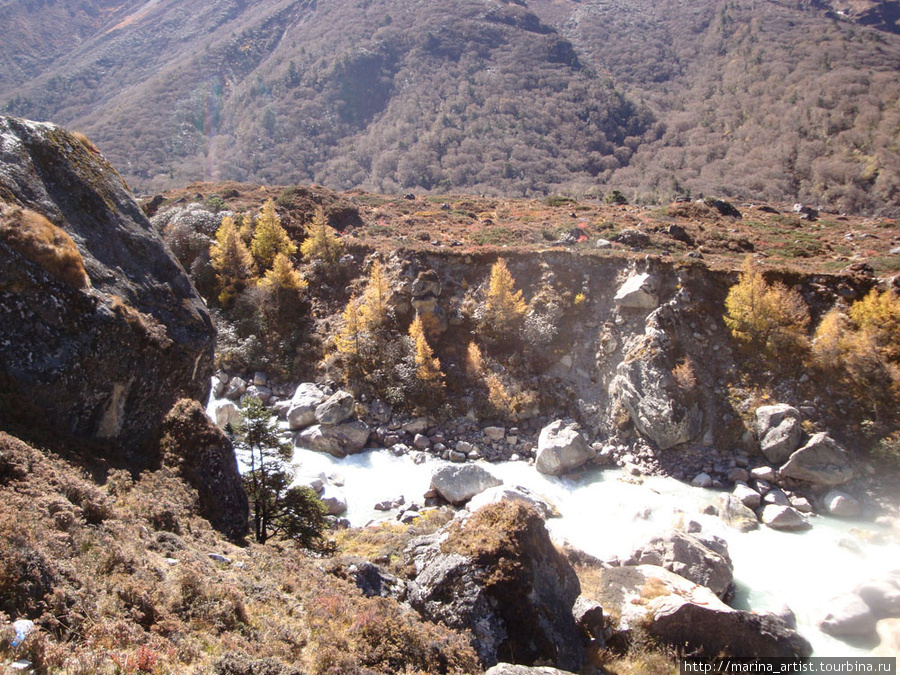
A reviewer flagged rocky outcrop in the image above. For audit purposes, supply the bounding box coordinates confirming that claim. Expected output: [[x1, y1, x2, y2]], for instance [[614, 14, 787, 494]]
[[780, 433, 854, 485], [535, 420, 595, 476], [610, 306, 702, 450], [756, 404, 803, 464], [0, 118, 214, 466], [160, 400, 248, 540], [430, 464, 503, 505], [593, 565, 811, 658], [613, 272, 658, 309], [624, 531, 734, 599], [406, 502, 584, 670]]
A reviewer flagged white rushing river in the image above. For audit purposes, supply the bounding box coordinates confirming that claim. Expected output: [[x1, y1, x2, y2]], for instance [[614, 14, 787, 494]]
[[288, 445, 899, 658]]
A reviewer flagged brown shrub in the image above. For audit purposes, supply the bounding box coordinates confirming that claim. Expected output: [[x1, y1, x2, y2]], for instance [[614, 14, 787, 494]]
[[0, 205, 89, 288]]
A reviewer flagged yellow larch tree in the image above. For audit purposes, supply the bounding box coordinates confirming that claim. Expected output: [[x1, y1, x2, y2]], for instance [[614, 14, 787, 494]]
[[300, 206, 344, 265], [359, 259, 391, 330], [210, 215, 255, 306], [482, 258, 527, 336], [250, 199, 296, 272], [410, 315, 444, 385]]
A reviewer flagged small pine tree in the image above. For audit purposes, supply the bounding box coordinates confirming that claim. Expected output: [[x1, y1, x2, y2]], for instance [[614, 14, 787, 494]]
[[233, 397, 330, 549], [482, 259, 527, 338], [724, 257, 809, 359], [466, 341, 484, 378], [210, 215, 255, 306], [300, 206, 344, 265], [250, 199, 297, 272]]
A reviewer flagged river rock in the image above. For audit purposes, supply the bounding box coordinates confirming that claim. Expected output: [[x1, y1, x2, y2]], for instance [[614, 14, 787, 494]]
[[610, 321, 702, 450], [592, 565, 811, 657], [0, 118, 215, 468], [614, 272, 658, 309], [287, 383, 328, 430], [819, 593, 877, 637], [691, 472, 712, 488], [430, 464, 502, 505], [467, 485, 557, 519], [315, 390, 356, 425], [212, 400, 240, 429], [406, 502, 584, 670], [824, 490, 861, 517], [733, 482, 761, 509], [856, 578, 900, 617], [715, 494, 759, 532], [779, 433, 854, 485], [760, 504, 811, 531], [319, 485, 348, 515], [535, 420, 595, 476], [295, 421, 370, 458], [624, 531, 734, 599], [756, 404, 803, 463]]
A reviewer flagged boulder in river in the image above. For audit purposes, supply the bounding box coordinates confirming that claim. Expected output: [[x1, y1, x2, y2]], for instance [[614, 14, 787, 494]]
[[760, 504, 811, 531], [430, 464, 503, 505], [287, 383, 328, 430], [624, 531, 734, 600], [535, 420, 595, 476], [715, 493, 759, 532], [315, 390, 356, 426], [593, 565, 811, 657], [819, 593, 878, 638], [779, 433, 854, 486], [295, 421, 370, 458]]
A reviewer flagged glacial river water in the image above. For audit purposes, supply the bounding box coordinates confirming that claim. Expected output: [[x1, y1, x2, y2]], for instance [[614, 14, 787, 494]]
[[288, 445, 899, 658]]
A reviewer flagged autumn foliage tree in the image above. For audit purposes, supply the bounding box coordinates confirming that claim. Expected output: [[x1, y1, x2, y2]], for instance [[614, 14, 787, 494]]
[[479, 258, 527, 343], [250, 199, 296, 272], [811, 290, 900, 421], [210, 215, 255, 306], [300, 206, 343, 265], [724, 258, 809, 360]]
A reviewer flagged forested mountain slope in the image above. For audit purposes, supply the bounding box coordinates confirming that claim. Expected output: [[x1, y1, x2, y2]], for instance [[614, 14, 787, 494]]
[[2, 0, 899, 214]]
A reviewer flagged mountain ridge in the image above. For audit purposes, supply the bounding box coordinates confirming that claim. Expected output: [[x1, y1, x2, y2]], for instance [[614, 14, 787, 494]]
[[2, 0, 900, 214]]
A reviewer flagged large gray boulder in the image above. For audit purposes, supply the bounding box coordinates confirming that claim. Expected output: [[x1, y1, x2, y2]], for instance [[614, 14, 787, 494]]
[[430, 464, 502, 505], [593, 565, 811, 657], [286, 383, 328, 430], [315, 390, 356, 425], [406, 502, 584, 670], [0, 118, 215, 467], [819, 593, 877, 638], [624, 531, 734, 599], [780, 433, 854, 485], [610, 318, 702, 450], [756, 404, 803, 464], [535, 420, 595, 476], [856, 577, 900, 617], [295, 421, 370, 458]]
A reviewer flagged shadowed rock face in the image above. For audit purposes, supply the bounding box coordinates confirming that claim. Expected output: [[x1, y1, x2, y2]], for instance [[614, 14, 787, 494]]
[[0, 117, 215, 467]]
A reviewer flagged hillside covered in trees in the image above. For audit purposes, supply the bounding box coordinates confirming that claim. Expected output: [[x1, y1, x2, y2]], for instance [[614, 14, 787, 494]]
[[1, 0, 900, 214]]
